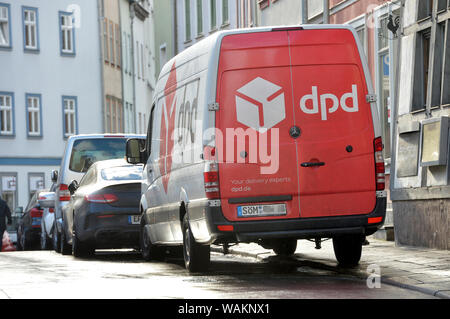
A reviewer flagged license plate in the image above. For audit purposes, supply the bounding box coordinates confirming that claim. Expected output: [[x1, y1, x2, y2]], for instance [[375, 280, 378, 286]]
[[237, 204, 287, 218], [31, 217, 41, 226], [128, 215, 141, 225]]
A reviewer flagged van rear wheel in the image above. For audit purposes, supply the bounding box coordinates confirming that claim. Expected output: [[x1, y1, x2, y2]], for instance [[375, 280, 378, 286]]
[[140, 222, 163, 261], [182, 215, 210, 272], [332, 234, 363, 267], [272, 239, 297, 256]]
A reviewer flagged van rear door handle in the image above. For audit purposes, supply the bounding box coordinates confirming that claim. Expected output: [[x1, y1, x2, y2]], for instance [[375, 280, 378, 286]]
[[301, 162, 325, 167]]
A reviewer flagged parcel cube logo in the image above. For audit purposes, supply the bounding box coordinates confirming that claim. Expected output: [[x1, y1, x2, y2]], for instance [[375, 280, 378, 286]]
[[235, 77, 286, 133]]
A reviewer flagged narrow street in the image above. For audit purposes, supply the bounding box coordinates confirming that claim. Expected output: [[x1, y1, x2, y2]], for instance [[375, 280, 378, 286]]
[[0, 248, 436, 299]]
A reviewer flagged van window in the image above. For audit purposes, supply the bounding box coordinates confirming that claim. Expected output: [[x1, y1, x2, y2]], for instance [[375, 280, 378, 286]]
[[100, 165, 143, 181], [69, 138, 127, 173]]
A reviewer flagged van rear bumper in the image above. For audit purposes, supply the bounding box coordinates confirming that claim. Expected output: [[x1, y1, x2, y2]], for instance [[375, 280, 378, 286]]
[[191, 197, 386, 244]]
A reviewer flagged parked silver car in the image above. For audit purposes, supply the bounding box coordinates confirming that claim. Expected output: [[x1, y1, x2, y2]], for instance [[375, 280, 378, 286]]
[[50, 134, 145, 254]]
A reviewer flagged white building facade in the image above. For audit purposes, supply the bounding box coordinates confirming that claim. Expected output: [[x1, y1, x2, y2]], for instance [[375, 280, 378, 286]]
[[0, 0, 103, 218]]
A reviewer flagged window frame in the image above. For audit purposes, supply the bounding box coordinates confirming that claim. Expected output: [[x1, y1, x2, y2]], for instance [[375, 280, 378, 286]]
[[59, 11, 76, 56], [62, 95, 78, 139], [25, 93, 42, 138], [0, 2, 12, 49], [185, 0, 191, 41], [0, 91, 15, 137], [22, 6, 39, 52]]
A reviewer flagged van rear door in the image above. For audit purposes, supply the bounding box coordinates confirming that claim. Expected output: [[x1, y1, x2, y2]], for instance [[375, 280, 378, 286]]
[[216, 31, 300, 222], [288, 28, 376, 218], [215, 28, 377, 222]]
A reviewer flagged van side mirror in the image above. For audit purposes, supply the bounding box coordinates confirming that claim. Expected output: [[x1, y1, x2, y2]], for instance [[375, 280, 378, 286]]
[[68, 180, 79, 196], [51, 170, 58, 183], [126, 138, 147, 164]]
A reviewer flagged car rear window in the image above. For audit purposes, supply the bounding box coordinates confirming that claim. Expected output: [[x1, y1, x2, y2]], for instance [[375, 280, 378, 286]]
[[100, 166, 143, 181], [69, 138, 127, 172]]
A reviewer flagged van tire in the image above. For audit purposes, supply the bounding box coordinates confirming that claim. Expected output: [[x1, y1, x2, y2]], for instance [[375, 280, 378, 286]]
[[272, 239, 297, 256], [332, 234, 363, 267], [140, 222, 163, 261], [182, 214, 210, 272], [52, 223, 61, 253]]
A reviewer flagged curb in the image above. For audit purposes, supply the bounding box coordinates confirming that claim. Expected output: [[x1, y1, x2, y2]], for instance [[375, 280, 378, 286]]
[[211, 245, 450, 299]]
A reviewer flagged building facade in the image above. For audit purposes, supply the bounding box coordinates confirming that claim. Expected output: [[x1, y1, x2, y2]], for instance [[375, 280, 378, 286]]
[[391, 0, 450, 249], [99, 0, 124, 133], [175, 0, 238, 54], [0, 0, 103, 224]]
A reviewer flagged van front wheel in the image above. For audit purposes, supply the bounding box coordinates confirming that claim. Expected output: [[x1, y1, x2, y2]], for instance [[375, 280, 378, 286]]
[[182, 215, 210, 272], [332, 234, 363, 267]]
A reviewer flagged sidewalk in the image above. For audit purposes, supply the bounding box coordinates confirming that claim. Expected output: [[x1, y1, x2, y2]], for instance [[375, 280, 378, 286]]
[[212, 236, 450, 298]]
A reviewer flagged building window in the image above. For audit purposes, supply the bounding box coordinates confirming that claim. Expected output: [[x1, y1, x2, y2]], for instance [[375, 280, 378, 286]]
[[417, 0, 433, 21], [442, 20, 450, 106], [197, 0, 203, 35], [0, 92, 14, 136], [0, 174, 17, 216], [210, 0, 217, 30], [222, 0, 229, 25], [185, 0, 191, 41], [412, 28, 431, 112], [62, 96, 77, 138], [106, 97, 111, 132], [109, 21, 115, 66], [28, 173, 44, 200], [238, 0, 254, 28], [59, 11, 75, 55], [26, 94, 42, 137], [103, 18, 109, 62], [22, 7, 39, 51], [105, 97, 123, 133], [0, 3, 11, 49], [123, 31, 128, 72]]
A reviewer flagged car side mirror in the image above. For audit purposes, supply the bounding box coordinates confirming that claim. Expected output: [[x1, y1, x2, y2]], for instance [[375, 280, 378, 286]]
[[126, 138, 147, 164], [51, 170, 59, 183], [68, 180, 79, 196], [38, 192, 56, 208]]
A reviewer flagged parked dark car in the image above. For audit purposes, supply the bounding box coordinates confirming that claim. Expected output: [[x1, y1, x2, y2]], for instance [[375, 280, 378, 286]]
[[63, 159, 143, 257], [16, 190, 47, 250]]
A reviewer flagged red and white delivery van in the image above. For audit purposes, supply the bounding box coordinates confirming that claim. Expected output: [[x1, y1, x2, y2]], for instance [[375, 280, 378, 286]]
[[127, 25, 386, 272]]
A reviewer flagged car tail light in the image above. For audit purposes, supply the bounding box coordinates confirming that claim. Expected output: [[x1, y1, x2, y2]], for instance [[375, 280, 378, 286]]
[[59, 184, 71, 201], [84, 193, 118, 204], [204, 160, 220, 199], [30, 208, 43, 218], [374, 137, 385, 191]]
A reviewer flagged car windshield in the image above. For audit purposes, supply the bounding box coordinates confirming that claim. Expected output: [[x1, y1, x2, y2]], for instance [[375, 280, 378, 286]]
[[100, 165, 143, 181], [69, 138, 127, 173]]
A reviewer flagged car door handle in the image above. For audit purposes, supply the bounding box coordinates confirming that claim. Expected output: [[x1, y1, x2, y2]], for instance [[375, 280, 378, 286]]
[[301, 162, 325, 168]]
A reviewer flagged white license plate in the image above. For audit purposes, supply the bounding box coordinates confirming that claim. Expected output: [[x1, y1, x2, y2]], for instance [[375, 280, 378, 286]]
[[128, 215, 141, 225], [237, 204, 287, 218]]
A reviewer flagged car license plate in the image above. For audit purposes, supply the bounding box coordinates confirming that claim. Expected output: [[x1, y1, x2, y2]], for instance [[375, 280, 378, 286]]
[[237, 204, 287, 218], [128, 215, 141, 225]]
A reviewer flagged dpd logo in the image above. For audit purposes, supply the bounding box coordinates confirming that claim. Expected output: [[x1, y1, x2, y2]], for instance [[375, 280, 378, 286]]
[[235, 77, 286, 133]]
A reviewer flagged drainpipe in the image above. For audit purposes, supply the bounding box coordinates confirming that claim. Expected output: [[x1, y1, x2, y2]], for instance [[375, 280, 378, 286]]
[[97, 0, 106, 133], [323, 0, 329, 24], [130, 1, 137, 133], [301, 0, 308, 24]]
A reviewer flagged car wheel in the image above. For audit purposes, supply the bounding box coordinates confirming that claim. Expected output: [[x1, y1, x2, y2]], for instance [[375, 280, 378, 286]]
[[72, 226, 94, 258], [182, 214, 210, 273], [140, 222, 162, 261], [272, 239, 297, 257], [60, 226, 72, 255], [52, 223, 61, 253], [333, 234, 363, 267]]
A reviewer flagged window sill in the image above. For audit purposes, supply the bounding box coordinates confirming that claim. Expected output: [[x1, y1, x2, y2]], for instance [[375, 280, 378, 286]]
[[61, 51, 76, 57], [27, 134, 43, 139], [0, 45, 12, 51], [0, 133, 15, 138], [24, 47, 40, 54]]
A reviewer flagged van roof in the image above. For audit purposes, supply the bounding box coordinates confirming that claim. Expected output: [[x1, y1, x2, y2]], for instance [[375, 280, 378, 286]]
[[67, 134, 145, 141], [158, 24, 360, 81]]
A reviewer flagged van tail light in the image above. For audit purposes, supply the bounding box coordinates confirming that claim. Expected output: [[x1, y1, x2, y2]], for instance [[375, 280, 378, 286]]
[[84, 193, 118, 204], [204, 161, 220, 199], [59, 184, 71, 202], [374, 137, 385, 191]]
